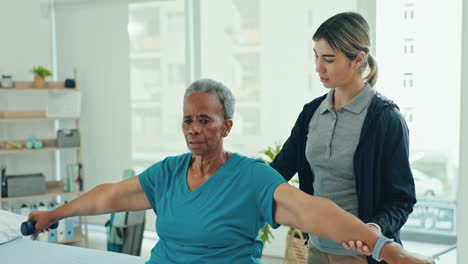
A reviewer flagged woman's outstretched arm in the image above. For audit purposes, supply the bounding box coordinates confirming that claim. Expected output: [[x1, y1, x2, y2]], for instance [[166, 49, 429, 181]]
[[28, 176, 151, 238], [273, 183, 434, 264]]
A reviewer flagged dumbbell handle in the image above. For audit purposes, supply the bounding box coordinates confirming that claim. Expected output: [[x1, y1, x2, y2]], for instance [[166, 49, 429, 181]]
[[20, 221, 59, 236]]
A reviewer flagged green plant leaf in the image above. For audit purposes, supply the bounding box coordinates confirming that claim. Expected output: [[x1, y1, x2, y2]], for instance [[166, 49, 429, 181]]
[[259, 224, 275, 244], [265, 149, 275, 163], [32, 66, 52, 77]]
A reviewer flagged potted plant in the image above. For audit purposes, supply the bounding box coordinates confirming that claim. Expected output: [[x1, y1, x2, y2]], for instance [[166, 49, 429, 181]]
[[1, 75, 13, 88], [32, 66, 52, 88]]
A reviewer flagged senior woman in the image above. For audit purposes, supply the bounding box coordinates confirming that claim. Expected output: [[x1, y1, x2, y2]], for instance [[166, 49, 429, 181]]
[[28, 79, 433, 264]]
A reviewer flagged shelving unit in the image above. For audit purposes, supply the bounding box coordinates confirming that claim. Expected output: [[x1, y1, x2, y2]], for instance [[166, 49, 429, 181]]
[[0, 79, 88, 247], [0, 139, 80, 154], [1, 181, 83, 201], [0, 81, 80, 91], [0, 111, 80, 121]]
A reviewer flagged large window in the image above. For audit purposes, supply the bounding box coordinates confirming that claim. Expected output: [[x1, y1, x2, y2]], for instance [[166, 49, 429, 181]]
[[199, 0, 356, 155], [129, 0, 187, 163], [377, 0, 462, 243], [129, 0, 187, 231]]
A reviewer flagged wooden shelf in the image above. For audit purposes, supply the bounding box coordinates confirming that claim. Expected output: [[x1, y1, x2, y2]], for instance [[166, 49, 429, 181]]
[[130, 51, 161, 59], [0, 111, 79, 121], [1, 181, 83, 201], [0, 81, 79, 91], [0, 87, 79, 91], [0, 146, 80, 154], [1, 191, 83, 201], [0, 139, 80, 154]]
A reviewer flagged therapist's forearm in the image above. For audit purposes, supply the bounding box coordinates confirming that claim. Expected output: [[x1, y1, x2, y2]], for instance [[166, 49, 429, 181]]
[[50, 183, 118, 222]]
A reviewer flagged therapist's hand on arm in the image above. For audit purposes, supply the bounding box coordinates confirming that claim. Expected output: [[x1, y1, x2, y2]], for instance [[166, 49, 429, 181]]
[[273, 183, 435, 264], [340, 223, 381, 255], [28, 176, 151, 239]]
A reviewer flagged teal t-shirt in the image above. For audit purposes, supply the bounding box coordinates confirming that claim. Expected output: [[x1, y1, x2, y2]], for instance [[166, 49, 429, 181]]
[[138, 152, 286, 264]]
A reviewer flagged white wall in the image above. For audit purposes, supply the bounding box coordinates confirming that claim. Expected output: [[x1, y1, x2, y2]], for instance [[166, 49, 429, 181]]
[[54, 0, 132, 224], [0, 1, 53, 79], [457, 1, 468, 262], [0, 0, 132, 223], [357, 0, 376, 55], [0, 1, 57, 199]]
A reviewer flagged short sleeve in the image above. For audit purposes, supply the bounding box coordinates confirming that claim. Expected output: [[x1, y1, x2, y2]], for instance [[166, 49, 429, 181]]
[[138, 161, 164, 214], [251, 161, 286, 229]]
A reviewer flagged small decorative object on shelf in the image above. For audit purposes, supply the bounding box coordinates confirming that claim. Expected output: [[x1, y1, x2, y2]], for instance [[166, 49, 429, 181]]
[[26, 136, 43, 149], [5, 141, 23, 149], [1, 166, 7, 198], [64, 163, 81, 192], [57, 129, 80, 147], [1, 75, 14, 88], [5, 173, 46, 197], [32, 66, 52, 88], [65, 78, 76, 88]]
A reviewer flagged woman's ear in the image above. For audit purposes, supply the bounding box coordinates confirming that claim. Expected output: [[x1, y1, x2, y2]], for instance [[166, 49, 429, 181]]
[[354, 51, 366, 70], [223, 119, 233, 137]]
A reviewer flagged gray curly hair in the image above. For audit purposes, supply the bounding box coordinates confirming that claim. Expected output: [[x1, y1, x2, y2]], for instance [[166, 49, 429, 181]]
[[184, 79, 235, 120]]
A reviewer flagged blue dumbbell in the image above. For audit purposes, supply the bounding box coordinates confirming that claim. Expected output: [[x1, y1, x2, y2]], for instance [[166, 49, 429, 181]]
[[20, 221, 59, 236]]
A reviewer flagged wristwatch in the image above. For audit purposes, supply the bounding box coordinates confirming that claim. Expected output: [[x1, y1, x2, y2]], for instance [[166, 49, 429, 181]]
[[372, 234, 394, 262]]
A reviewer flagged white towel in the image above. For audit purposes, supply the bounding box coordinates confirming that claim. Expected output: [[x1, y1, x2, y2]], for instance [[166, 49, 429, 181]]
[[0, 210, 27, 244]]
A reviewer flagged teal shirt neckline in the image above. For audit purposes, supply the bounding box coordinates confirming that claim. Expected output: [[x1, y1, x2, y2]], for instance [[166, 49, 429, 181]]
[[180, 152, 237, 194]]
